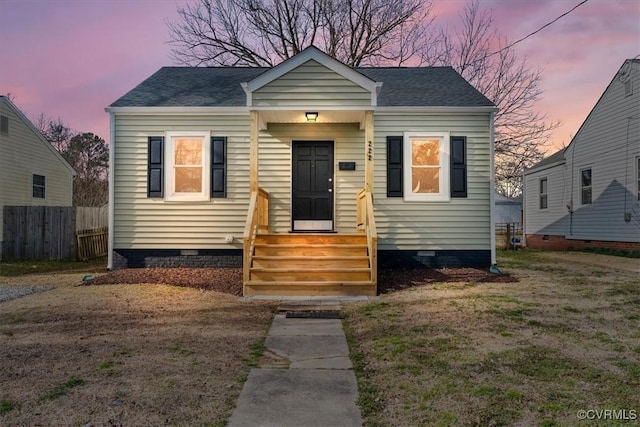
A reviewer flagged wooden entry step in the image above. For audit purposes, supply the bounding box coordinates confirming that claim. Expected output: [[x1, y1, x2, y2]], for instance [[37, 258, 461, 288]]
[[244, 233, 376, 296], [244, 281, 377, 297]]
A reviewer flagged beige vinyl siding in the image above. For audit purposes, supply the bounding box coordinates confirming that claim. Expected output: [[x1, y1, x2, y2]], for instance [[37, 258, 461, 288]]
[[0, 101, 73, 246], [253, 60, 371, 108], [113, 114, 251, 249], [114, 118, 365, 248], [373, 113, 492, 250], [113, 112, 492, 251], [260, 123, 364, 233]]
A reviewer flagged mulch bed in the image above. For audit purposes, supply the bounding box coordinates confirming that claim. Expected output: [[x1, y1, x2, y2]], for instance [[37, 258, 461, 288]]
[[88, 266, 516, 296]]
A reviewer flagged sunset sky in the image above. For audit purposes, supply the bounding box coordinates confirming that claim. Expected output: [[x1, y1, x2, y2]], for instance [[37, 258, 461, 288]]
[[1, 0, 639, 154]]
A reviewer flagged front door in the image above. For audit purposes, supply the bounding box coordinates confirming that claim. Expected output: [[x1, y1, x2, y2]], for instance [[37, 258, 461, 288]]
[[292, 141, 334, 231]]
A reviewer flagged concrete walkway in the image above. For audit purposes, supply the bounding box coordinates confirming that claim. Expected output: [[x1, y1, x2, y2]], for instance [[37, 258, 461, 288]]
[[228, 300, 365, 427]]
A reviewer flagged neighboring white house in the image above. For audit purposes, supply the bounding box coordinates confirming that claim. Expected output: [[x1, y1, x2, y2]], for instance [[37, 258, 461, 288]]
[[106, 46, 497, 296], [0, 96, 76, 258], [523, 59, 640, 251]]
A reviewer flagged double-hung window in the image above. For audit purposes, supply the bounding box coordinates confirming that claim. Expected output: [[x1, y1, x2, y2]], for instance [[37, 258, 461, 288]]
[[403, 132, 450, 201], [636, 157, 640, 201], [580, 167, 592, 205], [539, 178, 548, 209], [32, 174, 45, 198], [165, 131, 210, 201]]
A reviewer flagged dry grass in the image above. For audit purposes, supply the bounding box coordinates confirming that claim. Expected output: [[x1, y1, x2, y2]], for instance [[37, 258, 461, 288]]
[[343, 250, 640, 427], [0, 271, 276, 426]]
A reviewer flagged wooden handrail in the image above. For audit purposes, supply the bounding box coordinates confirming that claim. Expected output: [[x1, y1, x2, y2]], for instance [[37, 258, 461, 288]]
[[356, 188, 377, 285], [243, 187, 269, 286]]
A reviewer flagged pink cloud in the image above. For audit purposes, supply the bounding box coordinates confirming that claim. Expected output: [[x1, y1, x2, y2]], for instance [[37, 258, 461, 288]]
[[1, 0, 638, 153]]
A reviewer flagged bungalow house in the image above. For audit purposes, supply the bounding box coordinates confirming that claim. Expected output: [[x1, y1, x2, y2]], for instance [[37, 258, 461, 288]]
[[0, 96, 75, 260], [106, 46, 497, 296], [523, 59, 640, 252]]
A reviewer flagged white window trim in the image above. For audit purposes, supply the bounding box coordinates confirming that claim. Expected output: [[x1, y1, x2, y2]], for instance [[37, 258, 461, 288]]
[[403, 131, 450, 202], [636, 156, 640, 201], [579, 166, 592, 205], [539, 177, 548, 210], [165, 131, 211, 202], [32, 173, 46, 199]]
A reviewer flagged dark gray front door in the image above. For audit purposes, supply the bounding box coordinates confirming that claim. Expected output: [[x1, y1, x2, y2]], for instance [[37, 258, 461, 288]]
[[292, 141, 334, 231]]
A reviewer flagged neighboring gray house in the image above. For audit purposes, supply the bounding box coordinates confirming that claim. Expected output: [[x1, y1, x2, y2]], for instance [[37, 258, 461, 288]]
[[0, 96, 75, 259], [106, 46, 497, 296], [523, 59, 640, 251], [495, 194, 522, 224]]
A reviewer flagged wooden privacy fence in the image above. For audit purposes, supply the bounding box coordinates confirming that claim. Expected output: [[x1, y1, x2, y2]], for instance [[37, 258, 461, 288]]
[[2, 206, 109, 261], [2, 206, 76, 260], [76, 206, 108, 231]]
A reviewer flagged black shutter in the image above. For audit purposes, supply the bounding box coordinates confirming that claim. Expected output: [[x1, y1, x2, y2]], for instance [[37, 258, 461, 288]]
[[387, 136, 403, 197], [147, 136, 164, 197], [211, 136, 227, 198], [450, 136, 467, 198]]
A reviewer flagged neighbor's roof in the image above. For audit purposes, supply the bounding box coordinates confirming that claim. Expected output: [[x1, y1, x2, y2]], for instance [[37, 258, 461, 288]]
[[525, 148, 566, 174], [109, 66, 494, 108]]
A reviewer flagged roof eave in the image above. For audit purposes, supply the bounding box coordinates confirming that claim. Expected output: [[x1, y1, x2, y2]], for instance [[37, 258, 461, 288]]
[[524, 159, 566, 175], [1, 96, 76, 177], [375, 106, 497, 113], [105, 106, 250, 115], [244, 46, 380, 97]]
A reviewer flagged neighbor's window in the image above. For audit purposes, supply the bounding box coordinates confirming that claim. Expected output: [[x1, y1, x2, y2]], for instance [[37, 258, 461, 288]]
[[636, 157, 640, 201], [580, 168, 592, 205], [32, 174, 45, 198], [165, 131, 210, 201], [403, 132, 449, 201], [539, 178, 548, 209], [0, 115, 8, 134]]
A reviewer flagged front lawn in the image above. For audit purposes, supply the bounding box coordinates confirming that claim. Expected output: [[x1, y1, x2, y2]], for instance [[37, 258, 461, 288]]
[[344, 249, 640, 426]]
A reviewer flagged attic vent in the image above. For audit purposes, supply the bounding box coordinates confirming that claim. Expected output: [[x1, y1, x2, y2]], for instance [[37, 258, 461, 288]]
[[0, 115, 8, 134], [625, 78, 633, 97]]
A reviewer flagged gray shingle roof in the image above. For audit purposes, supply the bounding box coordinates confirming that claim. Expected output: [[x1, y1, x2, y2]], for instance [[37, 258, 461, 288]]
[[109, 66, 494, 108], [525, 148, 566, 174]]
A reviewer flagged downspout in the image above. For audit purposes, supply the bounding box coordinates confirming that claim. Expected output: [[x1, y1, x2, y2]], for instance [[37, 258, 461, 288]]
[[107, 111, 115, 270], [521, 168, 527, 247], [489, 111, 497, 265]]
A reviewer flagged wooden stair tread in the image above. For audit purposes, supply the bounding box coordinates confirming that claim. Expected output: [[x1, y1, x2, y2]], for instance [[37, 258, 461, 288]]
[[252, 255, 369, 260], [246, 280, 374, 286], [258, 232, 363, 236], [254, 243, 367, 248], [250, 267, 370, 272]]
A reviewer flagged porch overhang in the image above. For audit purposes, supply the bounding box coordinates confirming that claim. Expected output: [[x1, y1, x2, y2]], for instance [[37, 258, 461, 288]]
[[253, 108, 374, 130]]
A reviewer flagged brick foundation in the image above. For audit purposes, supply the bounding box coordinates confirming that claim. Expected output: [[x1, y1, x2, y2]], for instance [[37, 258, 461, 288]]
[[526, 235, 640, 252]]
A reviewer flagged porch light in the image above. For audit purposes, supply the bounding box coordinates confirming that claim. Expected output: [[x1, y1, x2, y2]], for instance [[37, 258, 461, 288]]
[[305, 112, 318, 122]]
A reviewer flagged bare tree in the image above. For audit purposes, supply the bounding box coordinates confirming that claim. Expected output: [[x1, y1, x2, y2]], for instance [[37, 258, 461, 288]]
[[63, 133, 109, 207], [423, 1, 559, 197], [34, 114, 73, 153], [168, 0, 558, 196], [167, 0, 433, 66], [33, 115, 109, 206]]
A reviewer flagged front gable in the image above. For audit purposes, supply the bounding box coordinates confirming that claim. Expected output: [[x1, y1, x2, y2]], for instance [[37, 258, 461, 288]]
[[243, 46, 381, 109]]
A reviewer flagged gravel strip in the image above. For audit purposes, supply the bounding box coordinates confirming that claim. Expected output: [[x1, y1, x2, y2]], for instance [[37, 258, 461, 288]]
[[0, 285, 54, 303]]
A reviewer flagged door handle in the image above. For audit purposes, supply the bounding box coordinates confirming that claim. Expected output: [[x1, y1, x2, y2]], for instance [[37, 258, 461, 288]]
[[328, 188, 332, 192]]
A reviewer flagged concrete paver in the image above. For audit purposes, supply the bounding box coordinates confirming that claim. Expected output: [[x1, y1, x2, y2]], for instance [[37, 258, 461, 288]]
[[228, 306, 362, 427], [229, 369, 361, 427]]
